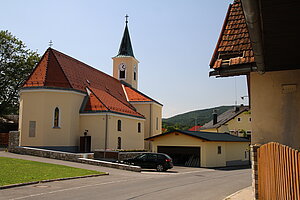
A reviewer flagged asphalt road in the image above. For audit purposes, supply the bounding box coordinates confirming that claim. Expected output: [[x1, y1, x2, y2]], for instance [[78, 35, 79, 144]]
[[0, 152, 251, 200]]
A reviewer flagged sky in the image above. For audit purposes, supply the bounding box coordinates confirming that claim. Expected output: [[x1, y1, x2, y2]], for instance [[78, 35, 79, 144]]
[[1, 0, 249, 118]]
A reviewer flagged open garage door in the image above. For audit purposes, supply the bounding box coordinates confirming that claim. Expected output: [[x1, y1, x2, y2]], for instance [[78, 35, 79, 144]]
[[157, 146, 200, 167]]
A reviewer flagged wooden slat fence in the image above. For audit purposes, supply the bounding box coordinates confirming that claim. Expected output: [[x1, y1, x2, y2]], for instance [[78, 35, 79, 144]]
[[258, 142, 300, 199], [0, 133, 9, 147]]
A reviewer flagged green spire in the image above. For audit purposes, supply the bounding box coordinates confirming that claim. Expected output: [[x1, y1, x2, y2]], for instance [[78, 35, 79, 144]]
[[117, 15, 135, 57]]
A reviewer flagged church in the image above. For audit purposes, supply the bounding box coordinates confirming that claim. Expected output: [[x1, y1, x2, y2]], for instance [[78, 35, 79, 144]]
[[19, 19, 163, 152]]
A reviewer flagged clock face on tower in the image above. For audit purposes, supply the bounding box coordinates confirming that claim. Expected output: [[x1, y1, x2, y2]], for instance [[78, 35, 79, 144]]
[[119, 63, 126, 71]]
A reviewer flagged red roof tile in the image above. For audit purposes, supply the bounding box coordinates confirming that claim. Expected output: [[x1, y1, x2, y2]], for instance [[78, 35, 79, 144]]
[[87, 86, 144, 117], [123, 85, 153, 102], [188, 126, 202, 131], [24, 51, 49, 87], [23, 48, 145, 118], [210, 0, 255, 69]]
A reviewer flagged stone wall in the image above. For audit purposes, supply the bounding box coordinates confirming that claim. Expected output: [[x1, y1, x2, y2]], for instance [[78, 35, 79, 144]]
[[7, 132, 141, 172], [9, 146, 141, 172], [79, 158, 141, 172], [8, 131, 20, 150], [9, 146, 85, 161]]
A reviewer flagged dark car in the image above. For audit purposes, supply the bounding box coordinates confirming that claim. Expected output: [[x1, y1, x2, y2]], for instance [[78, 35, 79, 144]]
[[124, 153, 173, 171]]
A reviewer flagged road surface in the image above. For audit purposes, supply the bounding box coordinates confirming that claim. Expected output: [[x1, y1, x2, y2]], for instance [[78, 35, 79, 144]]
[[0, 152, 251, 200]]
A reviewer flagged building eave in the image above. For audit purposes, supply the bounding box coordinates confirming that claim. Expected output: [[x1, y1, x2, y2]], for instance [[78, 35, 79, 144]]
[[80, 110, 145, 120], [20, 86, 87, 96], [209, 63, 257, 77]]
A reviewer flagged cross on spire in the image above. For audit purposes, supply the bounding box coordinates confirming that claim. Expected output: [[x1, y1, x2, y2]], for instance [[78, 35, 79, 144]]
[[125, 14, 129, 24], [49, 40, 53, 48]]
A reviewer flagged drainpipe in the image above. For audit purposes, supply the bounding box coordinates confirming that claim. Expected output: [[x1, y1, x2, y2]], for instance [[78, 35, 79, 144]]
[[104, 113, 108, 158], [149, 104, 152, 151], [241, 0, 265, 74]]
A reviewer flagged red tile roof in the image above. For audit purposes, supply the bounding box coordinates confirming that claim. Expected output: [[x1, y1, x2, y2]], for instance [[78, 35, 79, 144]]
[[210, 0, 255, 69], [23, 48, 146, 118], [188, 126, 202, 131], [123, 85, 152, 102], [86, 86, 144, 118]]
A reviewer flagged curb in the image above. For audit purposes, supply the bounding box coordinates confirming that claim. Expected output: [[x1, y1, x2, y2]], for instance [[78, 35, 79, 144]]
[[0, 172, 109, 190], [224, 189, 242, 200], [223, 186, 253, 200]]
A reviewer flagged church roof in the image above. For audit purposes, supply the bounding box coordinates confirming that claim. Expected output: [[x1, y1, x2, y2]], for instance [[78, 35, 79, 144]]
[[117, 23, 135, 57], [123, 84, 163, 106], [209, 0, 256, 77], [23, 48, 145, 118]]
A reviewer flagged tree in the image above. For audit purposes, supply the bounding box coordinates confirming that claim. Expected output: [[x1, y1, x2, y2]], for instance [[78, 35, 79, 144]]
[[0, 30, 40, 116]]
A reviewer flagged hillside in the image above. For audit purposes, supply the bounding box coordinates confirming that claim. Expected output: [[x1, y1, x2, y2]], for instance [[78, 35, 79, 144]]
[[163, 106, 234, 130]]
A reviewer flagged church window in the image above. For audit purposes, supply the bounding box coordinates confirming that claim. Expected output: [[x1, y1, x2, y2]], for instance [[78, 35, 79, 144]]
[[117, 137, 121, 149], [138, 122, 141, 133], [119, 70, 125, 79], [134, 65, 137, 81], [53, 107, 60, 128], [29, 121, 36, 137], [117, 120, 122, 131], [156, 117, 159, 130]]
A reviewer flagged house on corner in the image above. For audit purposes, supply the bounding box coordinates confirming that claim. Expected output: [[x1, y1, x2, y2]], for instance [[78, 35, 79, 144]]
[[19, 20, 162, 152], [209, 0, 300, 149], [200, 106, 251, 139], [209, 0, 300, 197]]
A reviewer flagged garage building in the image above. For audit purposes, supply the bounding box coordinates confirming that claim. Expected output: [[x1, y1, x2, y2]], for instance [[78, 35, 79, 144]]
[[145, 130, 250, 168]]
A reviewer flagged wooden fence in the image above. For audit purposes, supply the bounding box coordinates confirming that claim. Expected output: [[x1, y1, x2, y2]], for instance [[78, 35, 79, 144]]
[[0, 133, 9, 147], [258, 142, 300, 199]]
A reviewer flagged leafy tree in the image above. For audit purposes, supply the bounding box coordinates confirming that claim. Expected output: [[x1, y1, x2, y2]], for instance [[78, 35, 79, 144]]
[[0, 30, 40, 116]]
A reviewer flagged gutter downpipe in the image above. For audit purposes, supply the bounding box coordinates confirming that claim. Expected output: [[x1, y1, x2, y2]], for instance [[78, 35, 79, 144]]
[[149, 104, 152, 151], [241, 0, 265, 74], [104, 113, 108, 159]]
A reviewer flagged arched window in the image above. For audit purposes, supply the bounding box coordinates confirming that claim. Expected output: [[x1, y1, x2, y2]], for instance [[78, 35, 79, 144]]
[[138, 122, 141, 133], [54, 107, 60, 128], [117, 137, 121, 149], [134, 65, 137, 81], [119, 70, 125, 79], [117, 120, 122, 131], [156, 117, 159, 130]]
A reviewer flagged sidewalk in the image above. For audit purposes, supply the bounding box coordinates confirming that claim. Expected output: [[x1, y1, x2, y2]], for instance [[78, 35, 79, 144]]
[[224, 186, 253, 200]]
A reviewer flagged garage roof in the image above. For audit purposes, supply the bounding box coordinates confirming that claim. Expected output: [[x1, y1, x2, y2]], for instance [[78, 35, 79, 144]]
[[145, 130, 249, 142]]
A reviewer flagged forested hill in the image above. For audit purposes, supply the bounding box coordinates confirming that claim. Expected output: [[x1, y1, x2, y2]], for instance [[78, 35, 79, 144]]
[[162, 106, 234, 130]]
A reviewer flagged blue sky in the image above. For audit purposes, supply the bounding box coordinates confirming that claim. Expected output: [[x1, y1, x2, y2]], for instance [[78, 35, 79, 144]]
[[1, 0, 248, 118]]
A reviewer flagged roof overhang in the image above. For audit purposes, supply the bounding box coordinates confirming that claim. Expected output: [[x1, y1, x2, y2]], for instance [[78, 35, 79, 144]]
[[209, 63, 256, 77], [241, 0, 300, 72]]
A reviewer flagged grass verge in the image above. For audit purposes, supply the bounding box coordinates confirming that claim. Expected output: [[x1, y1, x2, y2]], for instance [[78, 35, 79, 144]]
[[0, 157, 105, 186]]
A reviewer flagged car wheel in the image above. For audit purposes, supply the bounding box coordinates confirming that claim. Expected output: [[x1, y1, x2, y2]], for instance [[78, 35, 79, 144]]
[[156, 164, 164, 172]]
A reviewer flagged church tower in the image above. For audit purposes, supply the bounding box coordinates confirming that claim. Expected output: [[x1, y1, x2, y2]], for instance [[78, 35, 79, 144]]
[[113, 16, 139, 89]]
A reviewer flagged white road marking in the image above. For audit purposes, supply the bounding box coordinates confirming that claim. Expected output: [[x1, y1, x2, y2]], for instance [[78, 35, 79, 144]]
[[10, 169, 215, 200], [10, 178, 146, 200]]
